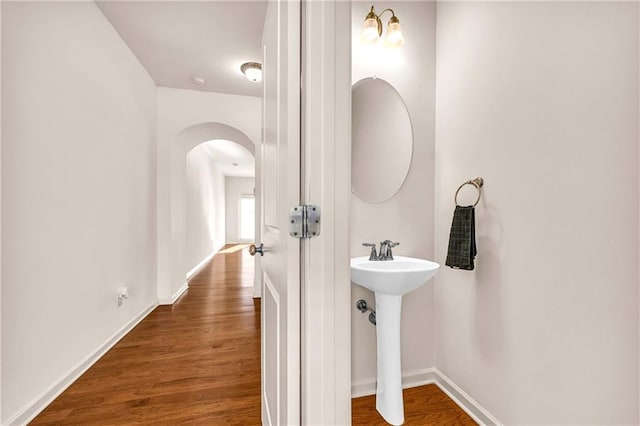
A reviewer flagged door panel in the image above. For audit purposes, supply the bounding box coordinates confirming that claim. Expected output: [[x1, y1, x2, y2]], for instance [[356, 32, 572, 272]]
[[261, 0, 300, 425], [262, 37, 278, 228], [263, 275, 280, 425]]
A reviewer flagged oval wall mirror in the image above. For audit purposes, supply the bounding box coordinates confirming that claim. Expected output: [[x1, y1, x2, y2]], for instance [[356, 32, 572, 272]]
[[352, 77, 413, 203]]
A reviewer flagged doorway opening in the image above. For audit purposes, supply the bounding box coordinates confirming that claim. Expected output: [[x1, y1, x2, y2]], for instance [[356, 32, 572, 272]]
[[185, 138, 256, 278]]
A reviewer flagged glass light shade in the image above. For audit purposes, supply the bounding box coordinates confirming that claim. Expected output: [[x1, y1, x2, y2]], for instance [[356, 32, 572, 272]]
[[241, 62, 262, 82], [244, 67, 262, 82], [384, 21, 405, 48], [361, 17, 380, 44]]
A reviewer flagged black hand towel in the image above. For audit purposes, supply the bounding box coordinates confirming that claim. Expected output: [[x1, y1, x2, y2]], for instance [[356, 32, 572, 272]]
[[445, 205, 477, 270]]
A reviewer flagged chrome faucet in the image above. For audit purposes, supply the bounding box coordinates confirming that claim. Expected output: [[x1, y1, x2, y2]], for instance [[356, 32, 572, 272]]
[[378, 240, 400, 261], [362, 240, 400, 261]]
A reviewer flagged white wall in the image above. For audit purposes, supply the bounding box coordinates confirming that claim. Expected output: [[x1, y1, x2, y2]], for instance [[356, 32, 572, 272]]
[[1, 2, 157, 422], [0, 3, 4, 421], [186, 146, 226, 272], [225, 177, 255, 244], [156, 88, 260, 302], [350, 1, 436, 391], [435, 2, 639, 424]]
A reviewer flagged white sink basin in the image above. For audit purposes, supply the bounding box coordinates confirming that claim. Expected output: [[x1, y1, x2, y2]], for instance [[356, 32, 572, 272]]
[[351, 256, 440, 295], [350, 255, 440, 425]]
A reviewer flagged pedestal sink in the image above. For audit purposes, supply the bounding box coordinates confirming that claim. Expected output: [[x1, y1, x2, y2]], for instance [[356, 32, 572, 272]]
[[351, 256, 440, 425]]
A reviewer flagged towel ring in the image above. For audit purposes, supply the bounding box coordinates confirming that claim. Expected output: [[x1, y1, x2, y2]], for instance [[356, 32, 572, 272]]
[[454, 177, 484, 207]]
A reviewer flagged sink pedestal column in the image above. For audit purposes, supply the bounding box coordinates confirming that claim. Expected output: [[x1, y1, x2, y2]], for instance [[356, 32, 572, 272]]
[[374, 293, 404, 425]]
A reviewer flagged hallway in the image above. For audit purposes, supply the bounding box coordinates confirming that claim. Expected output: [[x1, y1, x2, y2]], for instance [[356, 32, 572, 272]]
[[32, 245, 260, 425]]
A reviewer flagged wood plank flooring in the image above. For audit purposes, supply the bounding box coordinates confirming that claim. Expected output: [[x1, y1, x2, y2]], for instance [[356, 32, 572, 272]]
[[32, 245, 261, 425], [352, 385, 477, 425], [32, 244, 476, 425]]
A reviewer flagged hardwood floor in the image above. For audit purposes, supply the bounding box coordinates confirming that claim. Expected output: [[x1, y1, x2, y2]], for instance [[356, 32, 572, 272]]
[[352, 385, 477, 425], [32, 245, 261, 425], [33, 244, 475, 425]]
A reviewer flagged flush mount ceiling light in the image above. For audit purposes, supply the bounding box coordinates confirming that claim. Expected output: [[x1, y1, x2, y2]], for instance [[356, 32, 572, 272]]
[[240, 62, 262, 82], [361, 5, 405, 48]]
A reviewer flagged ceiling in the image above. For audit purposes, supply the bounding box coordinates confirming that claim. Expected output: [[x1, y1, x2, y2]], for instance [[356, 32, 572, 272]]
[[200, 139, 255, 178], [96, 1, 267, 97]]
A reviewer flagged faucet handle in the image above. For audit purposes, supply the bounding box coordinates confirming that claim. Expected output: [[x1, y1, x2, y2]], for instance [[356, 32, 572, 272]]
[[362, 243, 378, 261]]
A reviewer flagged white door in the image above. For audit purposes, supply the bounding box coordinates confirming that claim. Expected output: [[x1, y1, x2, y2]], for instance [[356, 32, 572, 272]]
[[259, 1, 301, 425]]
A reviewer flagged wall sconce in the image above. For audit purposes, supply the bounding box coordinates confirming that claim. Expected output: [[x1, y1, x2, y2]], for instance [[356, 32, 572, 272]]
[[361, 5, 405, 48], [240, 62, 262, 82]]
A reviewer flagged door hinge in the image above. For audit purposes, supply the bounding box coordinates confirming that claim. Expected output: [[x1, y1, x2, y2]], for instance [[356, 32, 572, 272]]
[[289, 205, 320, 239]]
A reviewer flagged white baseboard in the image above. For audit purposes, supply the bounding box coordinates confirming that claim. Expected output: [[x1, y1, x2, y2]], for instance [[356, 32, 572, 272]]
[[158, 281, 188, 305], [432, 367, 501, 426], [351, 367, 501, 425], [185, 249, 217, 280], [6, 302, 157, 426]]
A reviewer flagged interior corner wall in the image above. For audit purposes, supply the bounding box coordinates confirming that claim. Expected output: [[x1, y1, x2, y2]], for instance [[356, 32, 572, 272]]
[[156, 88, 260, 301], [434, 2, 639, 424], [186, 146, 226, 272], [225, 177, 255, 244], [350, 1, 436, 392], [1, 2, 158, 422]]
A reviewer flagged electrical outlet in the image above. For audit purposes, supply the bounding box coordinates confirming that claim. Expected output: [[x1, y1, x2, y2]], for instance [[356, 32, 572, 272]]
[[117, 286, 129, 307]]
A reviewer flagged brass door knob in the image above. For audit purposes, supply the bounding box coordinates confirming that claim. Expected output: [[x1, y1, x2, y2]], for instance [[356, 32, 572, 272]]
[[249, 243, 264, 256]]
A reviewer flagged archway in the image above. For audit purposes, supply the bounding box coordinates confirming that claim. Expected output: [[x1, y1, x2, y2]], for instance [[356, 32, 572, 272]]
[[185, 139, 256, 279], [177, 122, 255, 156], [158, 122, 260, 304]]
